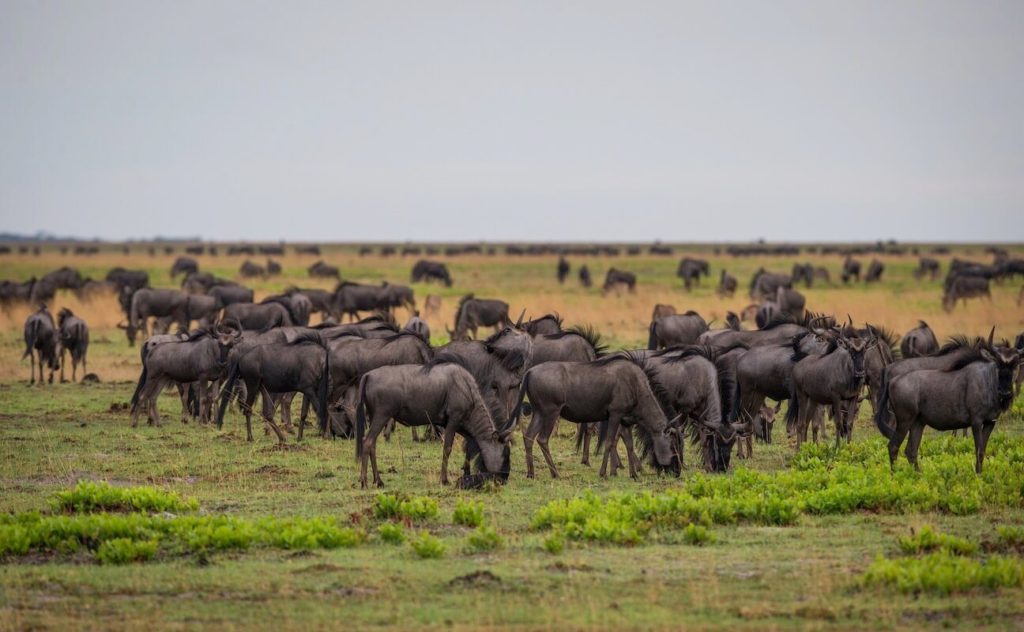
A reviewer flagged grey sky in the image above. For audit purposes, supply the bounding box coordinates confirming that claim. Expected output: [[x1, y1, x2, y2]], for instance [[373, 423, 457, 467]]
[[1, 1, 1022, 242]]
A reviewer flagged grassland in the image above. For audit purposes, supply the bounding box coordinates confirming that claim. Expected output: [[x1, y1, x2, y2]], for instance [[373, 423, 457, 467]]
[[1, 245, 1024, 630]]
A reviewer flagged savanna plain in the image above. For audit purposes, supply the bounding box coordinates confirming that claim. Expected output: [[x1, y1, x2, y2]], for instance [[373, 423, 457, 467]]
[[2, 245, 1024, 631]]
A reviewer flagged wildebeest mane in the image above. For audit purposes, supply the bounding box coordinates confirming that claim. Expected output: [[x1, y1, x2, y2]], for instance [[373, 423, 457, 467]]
[[563, 325, 607, 357], [938, 335, 985, 355]]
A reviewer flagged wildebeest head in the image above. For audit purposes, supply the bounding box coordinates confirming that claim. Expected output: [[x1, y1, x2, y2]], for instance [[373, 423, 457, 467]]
[[213, 319, 243, 365], [753, 401, 783, 443], [983, 330, 1021, 409], [836, 323, 870, 380]]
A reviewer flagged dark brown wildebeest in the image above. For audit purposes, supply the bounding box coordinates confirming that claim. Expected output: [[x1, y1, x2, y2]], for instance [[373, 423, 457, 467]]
[[901, 321, 939, 358], [170, 257, 199, 279], [914, 257, 941, 281], [260, 294, 311, 327], [308, 260, 340, 279], [578, 265, 592, 288], [748, 268, 792, 300], [422, 294, 442, 318], [239, 260, 266, 279], [295, 245, 321, 256], [449, 294, 511, 341], [57, 308, 89, 382], [222, 301, 293, 330], [865, 259, 885, 283], [716, 270, 738, 297], [355, 361, 513, 488], [791, 263, 814, 287], [513, 355, 681, 479], [648, 312, 709, 349], [30, 267, 85, 304], [266, 259, 282, 276], [122, 288, 189, 345], [23, 306, 60, 384], [942, 275, 991, 312], [522, 313, 563, 336], [557, 256, 570, 284], [651, 304, 676, 321], [875, 332, 1019, 473], [334, 282, 387, 322], [840, 256, 861, 283], [411, 260, 452, 287], [402, 312, 431, 343], [1, 278, 37, 309], [378, 282, 416, 315], [106, 268, 149, 294], [676, 257, 709, 291], [602, 268, 636, 294], [286, 286, 334, 320]]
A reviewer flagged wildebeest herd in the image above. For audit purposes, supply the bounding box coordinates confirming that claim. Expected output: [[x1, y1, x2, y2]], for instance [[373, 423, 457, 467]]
[[7, 247, 1024, 490]]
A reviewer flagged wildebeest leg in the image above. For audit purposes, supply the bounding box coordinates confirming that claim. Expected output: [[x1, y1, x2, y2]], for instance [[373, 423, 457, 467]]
[[243, 380, 260, 442], [177, 385, 190, 424], [60, 349, 67, 383], [619, 427, 641, 479], [579, 423, 591, 466], [359, 409, 390, 488], [29, 350, 36, 385], [440, 423, 458, 485], [599, 415, 623, 478], [887, 418, 910, 471], [131, 377, 161, 428], [523, 407, 559, 479], [536, 425, 559, 479], [904, 421, 925, 470], [260, 391, 287, 444], [409, 425, 418, 441]]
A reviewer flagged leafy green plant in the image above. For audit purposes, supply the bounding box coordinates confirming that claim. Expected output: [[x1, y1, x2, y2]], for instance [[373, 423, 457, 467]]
[[898, 526, 977, 556], [681, 523, 714, 546], [54, 481, 198, 514], [410, 531, 445, 559], [543, 532, 565, 555], [466, 525, 503, 553], [378, 522, 406, 545], [95, 538, 157, 564], [862, 552, 1024, 595], [997, 526, 1024, 548], [453, 500, 485, 527], [373, 493, 439, 522]]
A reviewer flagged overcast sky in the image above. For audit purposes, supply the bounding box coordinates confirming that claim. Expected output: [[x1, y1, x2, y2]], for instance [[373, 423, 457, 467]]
[[1, 1, 1021, 242]]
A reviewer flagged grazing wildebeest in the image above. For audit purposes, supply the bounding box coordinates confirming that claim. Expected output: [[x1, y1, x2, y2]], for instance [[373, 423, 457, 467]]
[[222, 301, 293, 330], [787, 325, 871, 446], [295, 245, 321, 256], [379, 282, 416, 315], [860, 325, 899, 418], [308, 260, 340, 279], [716, 270, 738, 297], [651, 304, 676, 321], [402, 312, 431, 343], [266, 259, 282, 276], [901, 321, 939, 358], [355, 361, 513, 487], [334, 282, 386, 322], [105, 268, 149, 293], [602, 268, 636, 294], [648, 311, 709, 349], [578, 265, 593, 288], [122, 289, 189, 345], [942, 275, 991, 312], [999, 258, 1024, 281], [30, 267, 85, 304], [513, 355, 681, 479], [23, 306, 60, 384], [286, 286, 334, 320], [217, 332, 329, 442], [411, 260, 452, 287], [207, 283, 254, 309], [875, 334, 1019, 473], [449, 294, 511, 341], [914, 257, 941, 281], [0, 278, 37, 309], [676, 257, 709, 291], [239, 260, 266, 279], [840, 256, 861, 283], [57, 308, 89, 382], [423, 294, 442, 318], [170, 257, 199, 278], [791, 263, 814, 287], [748, 268, 792, 300], [131, 324, 242, 428], [865, 259, 885, 283], [556, 256, 570, 284]]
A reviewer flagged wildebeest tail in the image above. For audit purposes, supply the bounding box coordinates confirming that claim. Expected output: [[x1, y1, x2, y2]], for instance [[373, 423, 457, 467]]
[[505, 371, 531, 433], [873, 366, 894, 439], [647, 321, 658, 350], [783, 385, 799, 436], [355, 375, 370, 458], [574, 423, 589, 453], [318, 342, 330, 435], [216, 360, 242, 429], [129, 342, 151, 413]]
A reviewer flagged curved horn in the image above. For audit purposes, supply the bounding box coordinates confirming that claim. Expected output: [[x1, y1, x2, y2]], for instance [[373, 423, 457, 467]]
[[988, 326, 996, 348], [514, 309, 526, 328]]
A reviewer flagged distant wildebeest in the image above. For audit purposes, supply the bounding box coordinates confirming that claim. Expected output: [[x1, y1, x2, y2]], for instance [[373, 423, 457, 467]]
[[748, 268, 792, 300], [207, 283, 255, 308], [791, 263, 815, 287], [999, 258, 1024, 281], [422, 294, 442, 318], [0, 278, 37, 309], [755, 287, 806, 328], [222, 301, 294, 331], [106, 268, 149, 294], [217, 331, 329, 442], [122, 289, 189, 345], [285, 287, 334, 320], [875, 332, 1019, 473], [57, 309, 88, 382], [901, 321, 939, 358], [942, 275, 991, 312], [914, 257, 941, 281], [411, 260, 453, 287], [23, 306, 60, 384], [677, 257, 710, 291], [648, 312, 709, 350], [949, 258, 1000, 280], [651, 304, 677, 322], [239, 260, 266, 279], [522, 313, 563, 336], [602, 268, 636, 294], [180, 272, 234, 294], [294, 245, 321, 256], [865, 259, 885, 283], [334, 282, 386, 322], [30, 267, 85, 304], [266, 259, 282, 276], [449, 295, 511, 341], [355, 361, 513, 488], [403, 312, 431, 343], [578, 265, 592, 288], [840, 256, 861, 283], [556, 256, 570, 284], [260, 293, 312, 327], [170, 257, 199, 279], [716, 270, 738, 297], [308, 260, 340, 279], [787, 324, 871, 446], [514, 355, 681, 479], [378, 282, 416, 315]]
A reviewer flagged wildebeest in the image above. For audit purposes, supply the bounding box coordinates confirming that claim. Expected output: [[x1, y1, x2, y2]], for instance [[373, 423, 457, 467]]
[[901, 321, 939, 358], [132, 323, 242, 428], [217, 331, 329, 442], [875, 333, 1019, 473], [651, 304, 677, 322], [578, 265, 593, 288], [333, 282, 386, 322], [556, 256, 570, 284], [260, 294, 311, 327], [355, 360, 513, 487], [449, 294, 511, 341], [716, 270, 738, 297], [378, 282, 416, 315], [648, 311, 709, 349], [285, 286, 334, 320], [239, 260, 266, 279], [402, 312, 431, 343], [840, 256, 861, 283], [787, 324, 871, 446], [602, 268, 636, 294], [106, 268, 149, 294], [0, 278, 37, 309], [514, 355, 680, 479], [942, 275, 991, 312], [266, 259, 282, 276], [23, 306, 60, 384], [914, 257, 941, 281], [207, 283, 254, 309], [295, 245, 321, 256], [30, 267, 85, 304], [57, 308, 89, 382], [411, 260, 452, 287], [865, 259, 885, 283], [308, 260, 340, 279], [522, 313, 563, 336], [222, 301, 294, 331], [676, 257, 709, 291], [791, 263, 814, 287], [122, 289, 189, 345], [170, 257, 199, 278], [749, 268, 792, 300], [756, 287, 806, 327]]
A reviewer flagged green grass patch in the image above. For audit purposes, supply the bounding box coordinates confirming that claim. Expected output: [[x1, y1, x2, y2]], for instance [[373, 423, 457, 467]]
[[53, 481, 198, 514], [377, 522, 406, 545], [465, 525, 503, 553], [409, 531, 445, 559], [452, 499, 485, 527], [898, 526, 977, 556], [96, 538, 158, 565], [373, 493, 439, 522], [863, 552, 1024, 595]]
